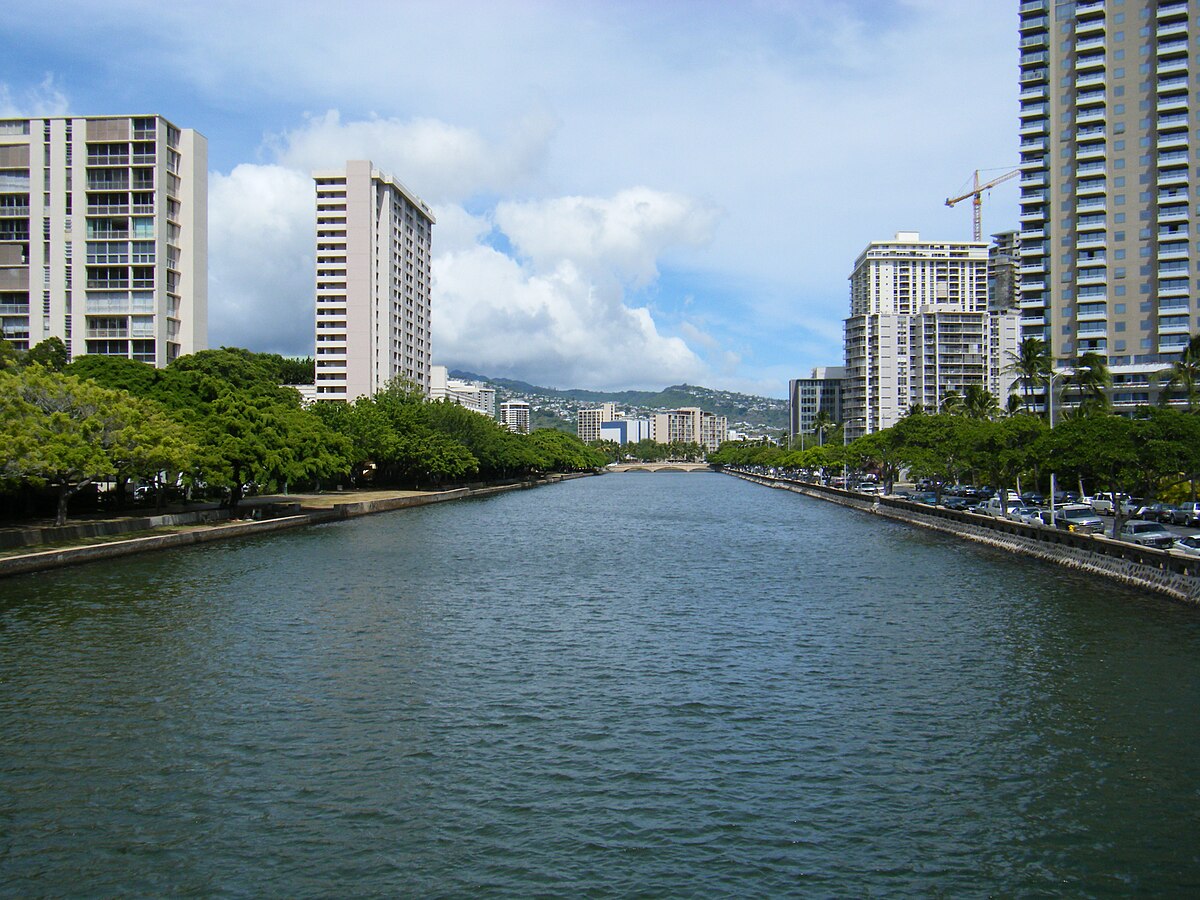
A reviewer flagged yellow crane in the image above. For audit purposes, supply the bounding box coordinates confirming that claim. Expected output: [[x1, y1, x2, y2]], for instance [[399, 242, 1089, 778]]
[[946, 168, 1020, 242]]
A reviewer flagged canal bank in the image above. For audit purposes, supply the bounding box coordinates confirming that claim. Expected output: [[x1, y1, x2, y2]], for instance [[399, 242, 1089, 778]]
[[726, 469, 1200, 607], [0, 473, 592, 579]]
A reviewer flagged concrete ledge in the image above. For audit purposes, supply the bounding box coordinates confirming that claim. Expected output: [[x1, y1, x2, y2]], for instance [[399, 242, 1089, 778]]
[[728, 470, 1200, 606]]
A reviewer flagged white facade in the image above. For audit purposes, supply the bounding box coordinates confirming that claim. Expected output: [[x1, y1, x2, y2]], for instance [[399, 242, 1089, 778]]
[[313, 160, 434, 401], [0, 114, 206, 364], [430, 365, 495, 417], [499, 400, 531, 434], [599, 417, 651, 446], [844, 232, 1017, 438]]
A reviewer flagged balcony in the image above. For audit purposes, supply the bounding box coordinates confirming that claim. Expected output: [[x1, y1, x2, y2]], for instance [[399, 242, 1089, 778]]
[[1019, 226, 1046, 240], [1020, 136, 1048, 151], [1020, 102, 1047, 119], [1076, 143, 1107, 161], [1159, 242, 1190, 260], [1075, 71, 1106, 90], [1157, 39, 1189, 59], [1157, 58, 1188, 76], [1020, 119, 1049, 137], [1075, 53, 1106, 73], [1158, 295, 1191, 311], [1158, 113, 1188, 132], [1158, 205, 1189, 222], [1074, 36, 1105, 54], [1158, 227, 1189, 241], [86, 176, 129, 191], [1157, 96, 1189, 114], [1021, 66, 1049, 85], [86, 154, 129, 167], [1021, 172, 1047, 188], [1157, 0, 1188, 20], [1156, 132, 1189, 150], [1076, 198, 1107, 213], [1020, 262, 1046, 275], [1076, 108, 1107, 126]]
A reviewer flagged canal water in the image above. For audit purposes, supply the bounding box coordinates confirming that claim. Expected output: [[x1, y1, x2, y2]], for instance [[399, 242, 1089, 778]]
[[2, 473, 1199, 896]]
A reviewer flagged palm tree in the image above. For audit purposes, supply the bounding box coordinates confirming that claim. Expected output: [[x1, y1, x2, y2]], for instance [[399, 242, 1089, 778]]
[[1067, 351, 1111, 415], [940, 391, 964, 416], [1007, 337, 1051, 415], [1156, 333, 1200, 411], [812, 408, 834, 447], [963, 384, 1000, 420]]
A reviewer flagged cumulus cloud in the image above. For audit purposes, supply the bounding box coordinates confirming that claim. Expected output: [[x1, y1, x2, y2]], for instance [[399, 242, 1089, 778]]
[[433, 245, 705, 389], [207, 164, 315, 355], [268, 110, 557, 203], [206, 113, 722, 388], [495, 188, 719, 287]]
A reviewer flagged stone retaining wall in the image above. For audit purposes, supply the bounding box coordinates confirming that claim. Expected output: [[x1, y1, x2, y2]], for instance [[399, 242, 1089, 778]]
[[729, 470, 1200, 607]]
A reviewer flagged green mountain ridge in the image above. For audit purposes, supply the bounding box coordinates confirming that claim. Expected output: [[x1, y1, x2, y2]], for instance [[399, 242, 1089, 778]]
[[450, 370, 788, 431]]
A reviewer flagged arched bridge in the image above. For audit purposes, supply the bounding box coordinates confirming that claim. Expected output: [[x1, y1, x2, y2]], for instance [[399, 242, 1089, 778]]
[[607, 463, 714, 473]]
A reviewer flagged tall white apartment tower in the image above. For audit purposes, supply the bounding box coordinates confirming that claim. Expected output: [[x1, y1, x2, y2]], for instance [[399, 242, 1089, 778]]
[[0, 115, 206, 364], [843, 232, 1019, 439], [1018, 0, 1199, 409], [313, 160, 435, 400]]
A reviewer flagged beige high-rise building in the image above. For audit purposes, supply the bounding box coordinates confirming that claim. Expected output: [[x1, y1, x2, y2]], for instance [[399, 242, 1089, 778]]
[[313, 160, 435, 400], [1018, 0, 1199, 409], [577, 402, 617, 443], [0, 114, 206, 364], [843, 232, 1019, 438], [650, 407, 728, 452]]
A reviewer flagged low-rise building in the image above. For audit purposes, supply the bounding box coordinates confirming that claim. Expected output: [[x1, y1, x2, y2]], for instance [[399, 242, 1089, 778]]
[[651, 407, 728, 452], [430, 365, 495, 417]]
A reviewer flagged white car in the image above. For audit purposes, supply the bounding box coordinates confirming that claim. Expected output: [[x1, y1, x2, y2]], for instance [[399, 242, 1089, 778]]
[[1172, 535, 1200, 557], [1005, 505, 1043, 525]]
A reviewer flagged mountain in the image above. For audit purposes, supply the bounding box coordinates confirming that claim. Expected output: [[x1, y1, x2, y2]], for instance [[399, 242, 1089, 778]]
[[451, 371, 789, 432]]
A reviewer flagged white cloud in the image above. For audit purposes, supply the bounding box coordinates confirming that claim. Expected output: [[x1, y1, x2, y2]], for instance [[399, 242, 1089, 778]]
[[268, 110, 557, 203], [495, 188, 719, 286], [432, 245, 705, 389], [205, 113, 723, 388], [0, 75, 68, 118], [207, 164, 314, 355]]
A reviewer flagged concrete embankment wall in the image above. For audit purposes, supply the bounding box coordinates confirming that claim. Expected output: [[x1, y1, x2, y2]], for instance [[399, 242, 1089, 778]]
[[728, 470, 1200, 607], [0, 476, 585, 580]]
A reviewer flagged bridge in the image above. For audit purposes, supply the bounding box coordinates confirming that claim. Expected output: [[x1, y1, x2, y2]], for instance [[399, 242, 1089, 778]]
[[607, 463, 714, 473]]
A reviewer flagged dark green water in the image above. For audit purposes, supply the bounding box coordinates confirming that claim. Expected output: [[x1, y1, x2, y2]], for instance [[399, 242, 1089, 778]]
[[2, 473, 1199, 896]]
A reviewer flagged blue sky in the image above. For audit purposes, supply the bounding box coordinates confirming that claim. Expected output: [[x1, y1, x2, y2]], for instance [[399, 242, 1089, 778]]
[[3, 0, 1020, 397]]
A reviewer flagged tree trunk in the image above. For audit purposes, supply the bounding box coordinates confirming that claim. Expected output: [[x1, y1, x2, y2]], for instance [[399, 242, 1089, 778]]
[[55, 478, 92, 527]]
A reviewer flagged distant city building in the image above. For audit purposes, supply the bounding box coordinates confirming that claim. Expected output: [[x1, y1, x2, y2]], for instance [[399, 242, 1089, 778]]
[[788, 366, 844, 439], [313, 160, 434, 401], [650, 407, 728, 452], [843, 232, 1019, 438], [1018, 0, 1199, 410], [430, 365, 495, 417], [599, 417, 651, 446], [987, 229, 1019, 312], [499, 400, 531, 434], [577, 402, 617, 443], [0, 114, 207, 364]]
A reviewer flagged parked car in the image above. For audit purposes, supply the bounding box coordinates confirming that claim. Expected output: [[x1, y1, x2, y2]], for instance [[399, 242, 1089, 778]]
[[1175, 502, 1200, 527], [1020, 491, 1045, 507], [1118, 520, 1177, 550], [1135, 502, 1177, 523], [1172, 535, 1200, 557], [1052, 504, 1105, 534], [981, 496, 1018, 518], [1005, 505, 1044, 525], [1090, 492, 1131, 515], [941, 496, 974, 511]]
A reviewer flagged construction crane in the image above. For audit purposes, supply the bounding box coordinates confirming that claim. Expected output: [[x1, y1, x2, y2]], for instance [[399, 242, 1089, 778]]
[[946, 168, 1020, 242]]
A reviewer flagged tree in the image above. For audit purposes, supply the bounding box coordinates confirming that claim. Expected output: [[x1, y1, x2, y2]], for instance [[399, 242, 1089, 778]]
[[1066, 351, 1111, 415], [1042, 413, 1138, 536], [963, 384, 1000, 420], [1007, 336, 1052, 415], [26, 337, 69, 372], [0, 368, 193, 525], [939, 391, 965, 416], [1155, 333, 1200, 412]]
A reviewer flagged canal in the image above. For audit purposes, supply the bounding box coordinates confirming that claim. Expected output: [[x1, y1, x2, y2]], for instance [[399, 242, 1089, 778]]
[[2, 472, 1199, 895]]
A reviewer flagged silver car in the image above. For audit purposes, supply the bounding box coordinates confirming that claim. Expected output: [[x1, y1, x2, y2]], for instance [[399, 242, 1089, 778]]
[[1172, 535, 1200, 557], [1005, 505, 1043, 525], [1053, 504, 1105, 534], [1118, 520, 1176, 550]]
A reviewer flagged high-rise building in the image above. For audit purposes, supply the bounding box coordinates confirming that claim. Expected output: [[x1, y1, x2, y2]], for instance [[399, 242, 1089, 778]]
[[988, 229, 1020, 312], [499, 400, 531, 434], [788, 366, 845, 439], [577, 402, 617, 443], [843, 232, 1019, 438], [1018, 0, 1198, 409], [650, 407, 728, 452], [313, 160, 434, 401], [0, 114, 206, 364]]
